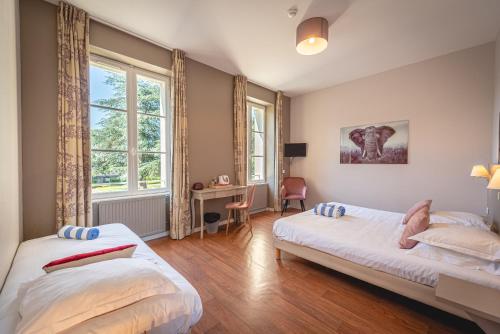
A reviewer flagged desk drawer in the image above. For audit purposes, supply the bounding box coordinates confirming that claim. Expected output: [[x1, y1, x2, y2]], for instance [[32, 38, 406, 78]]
[[215, 190, 244, 198]]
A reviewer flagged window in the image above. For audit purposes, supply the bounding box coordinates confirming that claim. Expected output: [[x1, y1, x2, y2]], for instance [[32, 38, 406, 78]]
[[247, 101, 266, 183], [90, 55, 170, 197]]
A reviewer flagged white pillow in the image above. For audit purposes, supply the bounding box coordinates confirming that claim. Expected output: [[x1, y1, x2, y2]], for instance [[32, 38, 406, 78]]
[[430, 211, 489, 231], [407, 243, 500, 275], [16, 258, 178, 334], [409, 223, 500, 262]]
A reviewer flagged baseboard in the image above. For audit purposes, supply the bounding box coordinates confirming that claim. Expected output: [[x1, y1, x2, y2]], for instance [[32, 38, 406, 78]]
[[142, 231, 169, 241], [249, 207, 274, 214]]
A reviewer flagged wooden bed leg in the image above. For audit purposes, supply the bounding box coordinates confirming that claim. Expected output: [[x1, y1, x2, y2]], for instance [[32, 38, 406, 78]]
[[275, 248, 281, 260]]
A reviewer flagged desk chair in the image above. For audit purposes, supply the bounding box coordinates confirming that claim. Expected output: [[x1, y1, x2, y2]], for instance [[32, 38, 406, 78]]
[[225, 184, 256, 236]]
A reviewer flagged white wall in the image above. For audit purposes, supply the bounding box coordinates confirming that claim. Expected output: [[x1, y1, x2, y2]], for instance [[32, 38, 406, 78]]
[[291, 43, 495, 215], [0, 0, 21, 288]]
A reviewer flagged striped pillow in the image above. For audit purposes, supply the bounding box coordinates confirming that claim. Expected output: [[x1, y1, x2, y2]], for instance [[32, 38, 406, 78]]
[[314, 203, 346, 218], [42, 244, 137, 273], [58, 225, 100, 240]]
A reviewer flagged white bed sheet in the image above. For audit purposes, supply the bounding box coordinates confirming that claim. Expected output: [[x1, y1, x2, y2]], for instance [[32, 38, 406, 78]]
[[273, 203, 500, 290], [0, 224, 202, 334]]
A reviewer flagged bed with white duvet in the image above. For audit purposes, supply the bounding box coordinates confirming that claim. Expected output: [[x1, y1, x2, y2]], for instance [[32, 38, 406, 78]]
[[0, 224, 202, 334], [273, 203, 500, 290]]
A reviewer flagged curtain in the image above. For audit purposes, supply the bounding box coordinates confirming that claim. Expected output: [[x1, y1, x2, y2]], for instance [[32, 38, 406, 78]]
[[170, 49, 191, 240], [233, 75, 248, 221], [56, 2, 91, 230], [274, 91, 284, 211]]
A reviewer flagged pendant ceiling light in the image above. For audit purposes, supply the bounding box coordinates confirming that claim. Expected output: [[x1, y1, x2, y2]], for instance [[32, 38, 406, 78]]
[[296, 17, 329, 55]]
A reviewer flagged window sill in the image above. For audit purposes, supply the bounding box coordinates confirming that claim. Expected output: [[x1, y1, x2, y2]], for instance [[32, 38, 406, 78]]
[[92, 191, 169, 203], [248, 182, 268, 186]]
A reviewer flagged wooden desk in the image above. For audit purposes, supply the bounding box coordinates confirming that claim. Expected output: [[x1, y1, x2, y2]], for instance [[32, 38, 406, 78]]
[[436, 274, 500, 333], [191, 185, 247, 239]]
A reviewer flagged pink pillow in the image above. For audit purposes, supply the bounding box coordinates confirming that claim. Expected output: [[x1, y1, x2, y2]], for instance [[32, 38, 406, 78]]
[[402, 200, 432, 224], [43, 244, 137, 273], [399, 207, 430, 249]]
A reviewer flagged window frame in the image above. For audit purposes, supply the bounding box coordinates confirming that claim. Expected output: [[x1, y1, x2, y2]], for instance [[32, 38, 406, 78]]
[[247, 101, 267, 184], [90, 54, 171, 200]]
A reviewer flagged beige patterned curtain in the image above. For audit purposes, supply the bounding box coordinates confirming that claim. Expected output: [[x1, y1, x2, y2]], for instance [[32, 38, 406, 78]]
[[233, 75, 248, 221], [170, 49, 191, 240], [274, 91, 284, 211], [56, 2, 91, 230]]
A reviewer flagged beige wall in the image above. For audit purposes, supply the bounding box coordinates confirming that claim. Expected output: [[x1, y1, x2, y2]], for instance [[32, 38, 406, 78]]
[[19, 0, 57, 240], [0, 0, 21, 288], [290, 43, 495, 215], [20, 0, 289, 239]]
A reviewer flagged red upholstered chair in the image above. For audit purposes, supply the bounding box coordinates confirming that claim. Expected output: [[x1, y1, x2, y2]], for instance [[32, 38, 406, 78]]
[[225, 185, 256, 235], [281, 177, 307, 215]]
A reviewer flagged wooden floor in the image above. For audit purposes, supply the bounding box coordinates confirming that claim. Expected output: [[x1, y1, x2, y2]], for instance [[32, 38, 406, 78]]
[[148, 211, 483, 334]]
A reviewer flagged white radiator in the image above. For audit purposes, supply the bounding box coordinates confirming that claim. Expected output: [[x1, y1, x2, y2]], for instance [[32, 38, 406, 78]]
[[97, 195, 167, 238]]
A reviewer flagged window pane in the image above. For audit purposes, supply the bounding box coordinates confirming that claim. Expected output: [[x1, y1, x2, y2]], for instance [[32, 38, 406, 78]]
[[137, 75, 163, 116], [91, 151, 128, 193], [138, 153, 167, 190], [90, 63, 127, 110], [249, 156, 264, 182], [250, 106, 264, 132], [250, 131, 264, 156], [138, 114, 165, 152], [91, 107, 127, 151]]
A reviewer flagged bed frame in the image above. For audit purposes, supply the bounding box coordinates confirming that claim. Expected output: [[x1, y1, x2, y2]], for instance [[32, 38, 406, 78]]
[[273, 238, 471, 320]]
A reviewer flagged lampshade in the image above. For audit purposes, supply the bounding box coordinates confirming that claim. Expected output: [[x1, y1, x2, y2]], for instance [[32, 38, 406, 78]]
[[490, 164, 500, 176], [296, 17, 329, 55], [470, 165, 490, 179], [487, 170, 500, 189]]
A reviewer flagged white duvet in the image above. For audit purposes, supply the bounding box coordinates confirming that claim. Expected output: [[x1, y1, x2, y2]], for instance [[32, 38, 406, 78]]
[[273, 203, 500, 290], [0, 224, 202, 334]]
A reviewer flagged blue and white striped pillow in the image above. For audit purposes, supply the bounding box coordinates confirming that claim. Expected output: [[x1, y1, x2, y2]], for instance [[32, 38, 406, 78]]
[[58, 225, 100, 240], [313, 203, 346, 218]]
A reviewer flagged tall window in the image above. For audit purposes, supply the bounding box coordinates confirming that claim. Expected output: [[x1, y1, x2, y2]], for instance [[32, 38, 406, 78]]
[[247, 101, 266, 183], [90, 55, 170, 197]]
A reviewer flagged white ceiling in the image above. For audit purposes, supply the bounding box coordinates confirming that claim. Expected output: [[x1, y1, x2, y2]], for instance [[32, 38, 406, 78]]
[[66, 0, 500, 96]]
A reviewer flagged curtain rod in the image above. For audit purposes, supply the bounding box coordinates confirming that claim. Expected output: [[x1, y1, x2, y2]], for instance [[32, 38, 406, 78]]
[[45, 0, 281, 95]]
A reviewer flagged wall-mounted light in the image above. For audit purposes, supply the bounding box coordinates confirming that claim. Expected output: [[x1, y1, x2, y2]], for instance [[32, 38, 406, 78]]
[[488, 169, 500, 190], [470, 165, 491, 180], [296, 17, 329, 55]]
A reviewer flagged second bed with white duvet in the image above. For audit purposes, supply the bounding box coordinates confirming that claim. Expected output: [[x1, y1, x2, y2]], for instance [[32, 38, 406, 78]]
[[273, 203, 500, 290]]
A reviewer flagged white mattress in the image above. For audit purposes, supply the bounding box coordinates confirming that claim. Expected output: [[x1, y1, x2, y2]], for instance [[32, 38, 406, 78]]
[[0, 224, 202, 334], [273, 203, 500, 290]]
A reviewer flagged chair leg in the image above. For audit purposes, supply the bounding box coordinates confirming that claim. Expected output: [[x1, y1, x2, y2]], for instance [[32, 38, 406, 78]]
[[300, 200, 305, 212], [281, 200, 289, 216], [226, 209, 231, 235], [247, 209, 253, 236], [281, 200, 286, 216]]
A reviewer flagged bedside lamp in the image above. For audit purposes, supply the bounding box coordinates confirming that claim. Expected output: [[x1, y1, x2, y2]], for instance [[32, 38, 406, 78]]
[[470, 165, 491, 180], [487, 170, 500, 190]]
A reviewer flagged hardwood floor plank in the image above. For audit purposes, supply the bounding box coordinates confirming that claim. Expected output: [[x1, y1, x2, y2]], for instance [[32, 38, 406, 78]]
[[149, 211, 483, 334]]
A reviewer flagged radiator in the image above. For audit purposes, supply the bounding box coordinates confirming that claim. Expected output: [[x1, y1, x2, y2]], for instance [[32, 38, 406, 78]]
[[97, 195, 167, 238]]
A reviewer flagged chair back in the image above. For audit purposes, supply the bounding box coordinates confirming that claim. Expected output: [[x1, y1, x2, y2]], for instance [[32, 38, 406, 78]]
[[282, 177, 306, 196], [245, 184, 257, 208]]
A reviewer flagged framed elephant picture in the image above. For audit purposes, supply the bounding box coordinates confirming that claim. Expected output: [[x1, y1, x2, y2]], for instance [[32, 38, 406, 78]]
[[340, 120, 409, 164]]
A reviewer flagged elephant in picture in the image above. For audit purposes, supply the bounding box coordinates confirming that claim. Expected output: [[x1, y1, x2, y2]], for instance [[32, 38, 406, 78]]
[[349, 126, 395, 160]]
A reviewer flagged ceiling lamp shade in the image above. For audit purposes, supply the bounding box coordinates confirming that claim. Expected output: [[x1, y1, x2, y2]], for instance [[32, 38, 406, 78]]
[[296, 17, 329, 55]]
